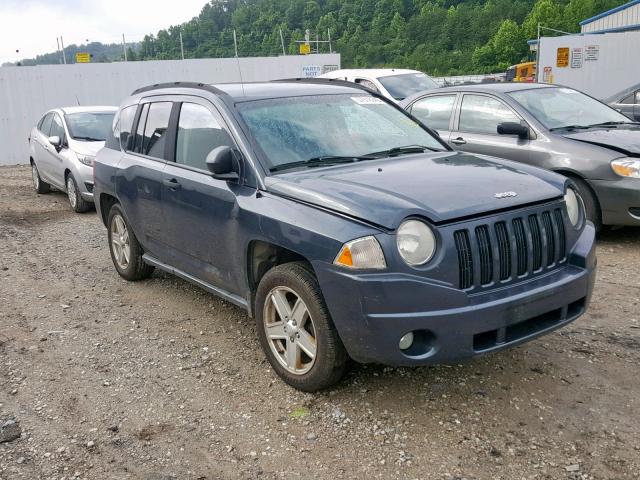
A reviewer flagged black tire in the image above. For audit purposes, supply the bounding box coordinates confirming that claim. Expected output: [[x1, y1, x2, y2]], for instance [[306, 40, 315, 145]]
[[570, 177, 601, 231], [31, 161, 51, 194], [66, 173, 92, 213], [107, 204, 154, 281], [255, 262, 348, 392]]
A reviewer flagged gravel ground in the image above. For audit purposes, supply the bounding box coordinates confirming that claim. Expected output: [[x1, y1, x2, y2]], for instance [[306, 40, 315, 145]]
[[1, 164, 639, 480]]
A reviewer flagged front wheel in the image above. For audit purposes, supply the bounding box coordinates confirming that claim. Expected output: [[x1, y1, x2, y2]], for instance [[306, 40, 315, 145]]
[[255, 262, 348, 391], [66, 174, 91, 213], [107, 204, 154, 281], [571, 177, 601, 231]]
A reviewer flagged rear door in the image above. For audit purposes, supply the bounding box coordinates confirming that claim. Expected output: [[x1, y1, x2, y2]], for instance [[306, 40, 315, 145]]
[[115, 100, 173, 258], [161, 98, 247, 295], [407, 93, 458, 142], [450, 93, 531, 163]]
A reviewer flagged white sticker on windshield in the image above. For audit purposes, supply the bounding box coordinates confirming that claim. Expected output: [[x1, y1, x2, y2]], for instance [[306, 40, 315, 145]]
[[351, 96, 385, 105]]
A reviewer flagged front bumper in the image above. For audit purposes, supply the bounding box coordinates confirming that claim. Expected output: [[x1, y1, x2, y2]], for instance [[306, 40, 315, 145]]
[[591, 177, 640, 226], [69, 160, 95, 202], [314, 223, 597, 366]]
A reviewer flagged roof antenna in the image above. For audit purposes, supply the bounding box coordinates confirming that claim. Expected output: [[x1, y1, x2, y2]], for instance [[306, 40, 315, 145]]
[[233, 29, 246, 97]]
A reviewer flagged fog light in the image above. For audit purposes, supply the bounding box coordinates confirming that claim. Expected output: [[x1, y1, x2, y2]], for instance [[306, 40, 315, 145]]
[[399, 332, 414, 351]]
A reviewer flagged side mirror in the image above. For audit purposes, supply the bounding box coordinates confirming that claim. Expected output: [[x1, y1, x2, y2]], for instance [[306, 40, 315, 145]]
[[48, 135, 62, 150], [206, 146, 240, 181], [497, 122, 529, 139]]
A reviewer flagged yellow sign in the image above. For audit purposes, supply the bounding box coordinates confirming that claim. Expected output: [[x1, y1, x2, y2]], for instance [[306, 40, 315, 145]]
[[299, 44, 311, 55], [556, 48, 569, 68], [75, 52, 91, 63]]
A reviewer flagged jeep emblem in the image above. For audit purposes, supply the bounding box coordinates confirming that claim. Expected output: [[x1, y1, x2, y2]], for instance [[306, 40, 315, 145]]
[[495, 191, 518, 199]]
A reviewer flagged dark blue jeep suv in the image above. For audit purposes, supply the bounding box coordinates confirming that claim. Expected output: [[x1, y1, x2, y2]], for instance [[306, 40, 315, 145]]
[[94, 80, 597, 391]]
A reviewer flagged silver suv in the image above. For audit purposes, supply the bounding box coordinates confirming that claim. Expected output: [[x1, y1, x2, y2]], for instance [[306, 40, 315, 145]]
[[29, 106, 116, 212]]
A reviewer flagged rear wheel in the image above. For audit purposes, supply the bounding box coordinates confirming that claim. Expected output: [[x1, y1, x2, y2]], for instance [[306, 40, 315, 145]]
[[571, 177, 601, 231], [66, 174, 92, 213], [255, 262, 348, 391], [31, 162, 50, 194], [107, 204, 154, 281]]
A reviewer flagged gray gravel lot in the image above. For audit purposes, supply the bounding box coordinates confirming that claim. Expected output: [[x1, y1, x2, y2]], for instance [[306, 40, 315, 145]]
[[1, 164, 639, 480]]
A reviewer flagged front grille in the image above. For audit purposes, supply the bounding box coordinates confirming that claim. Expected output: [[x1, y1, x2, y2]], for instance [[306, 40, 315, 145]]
[[454, 207, 568, 290]]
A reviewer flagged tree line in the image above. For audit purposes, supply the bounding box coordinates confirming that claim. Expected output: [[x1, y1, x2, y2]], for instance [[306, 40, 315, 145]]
[[10, 0, 628, 75]]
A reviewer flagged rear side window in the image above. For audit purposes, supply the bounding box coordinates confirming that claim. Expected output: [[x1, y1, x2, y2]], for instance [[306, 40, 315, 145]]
[[141, 102, 172, 159], [458, 94, 520, 135], [50, 114, 65, 140], [39, 113, 53, 136], [175, 103, 234, 170], [411, 95, 456, 130], [132, 104, 150, 153]]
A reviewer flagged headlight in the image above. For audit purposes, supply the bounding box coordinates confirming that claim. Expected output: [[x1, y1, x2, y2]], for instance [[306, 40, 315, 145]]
[[334, 236, 386, 270], [611, 158, 640, 178], [564, 187, 582, 228], [76, 153, 95, 166], [396, 220, 436, 266]]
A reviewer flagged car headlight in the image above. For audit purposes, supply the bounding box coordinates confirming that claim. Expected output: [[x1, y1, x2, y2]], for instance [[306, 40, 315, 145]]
[[396, 220, 436, 266], [564, 187, 583, 228], [611, 158, 640, 178], [76, 153, 95, 166], [334, 236, 386, 270]]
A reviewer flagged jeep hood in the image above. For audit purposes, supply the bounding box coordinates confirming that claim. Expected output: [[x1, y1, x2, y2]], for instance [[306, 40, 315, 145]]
[[264, 152, 565, 229], [562, 127, 640, 156]]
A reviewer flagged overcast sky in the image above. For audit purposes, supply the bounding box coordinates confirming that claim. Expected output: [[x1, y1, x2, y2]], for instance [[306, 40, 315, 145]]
[[0, 0, 208, 62]]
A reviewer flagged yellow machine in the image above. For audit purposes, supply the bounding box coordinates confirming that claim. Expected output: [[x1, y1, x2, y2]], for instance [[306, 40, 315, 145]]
[[506, 62, 537, 83]]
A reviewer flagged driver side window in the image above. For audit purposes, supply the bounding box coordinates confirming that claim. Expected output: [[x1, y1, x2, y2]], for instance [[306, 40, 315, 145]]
[[459, 94, 520, 135]]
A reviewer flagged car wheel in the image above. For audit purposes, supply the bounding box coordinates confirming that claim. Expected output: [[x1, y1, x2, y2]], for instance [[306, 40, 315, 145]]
[[66, 174, 91, 213], [571, 177, 601, 231], [255, 262, 348, 391], [31, 162, 50, 194], [107, 204, 154, 281]]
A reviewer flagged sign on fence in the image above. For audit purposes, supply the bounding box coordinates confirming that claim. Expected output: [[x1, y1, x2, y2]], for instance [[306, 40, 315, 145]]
[[75, 52, 91, 63]]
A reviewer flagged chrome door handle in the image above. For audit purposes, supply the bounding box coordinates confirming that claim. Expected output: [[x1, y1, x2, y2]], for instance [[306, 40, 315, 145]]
[[451, 137, 467, 145], [163, 178, 182, 190]]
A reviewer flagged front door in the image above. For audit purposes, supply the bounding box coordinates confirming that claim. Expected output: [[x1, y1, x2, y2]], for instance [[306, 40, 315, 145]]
[[161, 100, 246, 295], [46, 113, 67, 187], [451, 93, 531, 164]]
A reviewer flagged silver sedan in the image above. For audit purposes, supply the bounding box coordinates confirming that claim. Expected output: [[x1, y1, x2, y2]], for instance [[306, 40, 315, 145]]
[[29, 106, 116, 212]]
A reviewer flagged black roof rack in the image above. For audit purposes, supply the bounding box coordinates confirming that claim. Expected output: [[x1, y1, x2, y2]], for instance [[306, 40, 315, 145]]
[[131, 81, 227, 96]]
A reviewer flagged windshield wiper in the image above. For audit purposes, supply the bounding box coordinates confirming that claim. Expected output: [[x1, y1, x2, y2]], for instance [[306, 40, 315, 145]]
[[73, 136, 104, 141], [363, 145, 441, 157], [585, 121, 640, 128], [269, 155, 374, 172], [549, 125, 593, 132]]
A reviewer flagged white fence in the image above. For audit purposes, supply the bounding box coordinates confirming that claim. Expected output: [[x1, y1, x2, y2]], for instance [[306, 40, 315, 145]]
[[537, 30, 640, 99], [0, 54, 340, 165]]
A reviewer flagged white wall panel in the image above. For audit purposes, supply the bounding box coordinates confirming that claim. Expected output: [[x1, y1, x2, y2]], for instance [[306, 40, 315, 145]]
[[537, 31, 640, 99], [0, 54, 340, 165]]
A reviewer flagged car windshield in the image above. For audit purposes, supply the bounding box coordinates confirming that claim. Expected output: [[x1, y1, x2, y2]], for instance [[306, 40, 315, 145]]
[[378, 73, 439, 100], [65, 112, 115, 141], [238, 94, 446, 172], [507, 87, 631, 130]]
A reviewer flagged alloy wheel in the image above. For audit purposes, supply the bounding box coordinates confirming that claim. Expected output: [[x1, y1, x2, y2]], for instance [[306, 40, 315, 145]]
[[66, 176, 77, 209], [263, 286, 317, 375], [110, 214, 131, 270]]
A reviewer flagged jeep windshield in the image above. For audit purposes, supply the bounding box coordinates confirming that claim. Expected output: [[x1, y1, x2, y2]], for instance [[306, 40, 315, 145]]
[[237, 94, 447, 173]]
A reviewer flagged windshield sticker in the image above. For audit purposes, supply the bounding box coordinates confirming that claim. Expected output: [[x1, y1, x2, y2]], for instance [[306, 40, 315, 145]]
[[351, 96, 386, 105]]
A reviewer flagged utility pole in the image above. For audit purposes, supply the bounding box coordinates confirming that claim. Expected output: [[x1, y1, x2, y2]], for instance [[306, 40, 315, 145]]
[[328, 29, 332, 54], [279, 28, 286, 56], [536, 23, 541, 82], [60, 36, 67, 64], [233, 29, 239, 58], [179, 31, 185, 60], [56, 37, 62, 64], [122, 34, 127, 62]]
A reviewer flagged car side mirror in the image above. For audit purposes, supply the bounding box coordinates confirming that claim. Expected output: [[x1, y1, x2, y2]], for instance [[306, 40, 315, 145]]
[[206, 146, 240, 181], [497, 122, 529, 139], [48, 135, 62, 151]]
